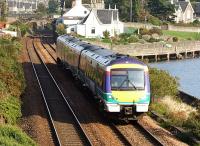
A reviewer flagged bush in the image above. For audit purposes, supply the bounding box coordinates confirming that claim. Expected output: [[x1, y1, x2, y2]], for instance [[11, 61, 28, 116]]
[[183, 113, 200, 139], [148, 37, 160, 43], [0, 96, 21, 124], [148, 15, 163, 26], [0, 125, 36, 146], [192, 19, 200, 26], [111, 36, 120, 45], [172, 37, 178, 42], [139, 28, 150, 35], [128, 35, 139, 43], [56, 24, 66, 35], [149, 27, 163, 35], [119, 33, 131, 38], [149, 68, 179, 99], [0, 36, 35, 145], [103, 30, 110, 39]]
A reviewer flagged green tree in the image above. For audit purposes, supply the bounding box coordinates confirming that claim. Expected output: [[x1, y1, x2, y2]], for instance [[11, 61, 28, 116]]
[[0, 0, 7, 21], [56, 23, 66, 35], [48, 0, 59, 14], [149, 68, 179, 99], [147, 0, 175, 21], [36, 3, 47, 16], [105, 0, 145, 22]]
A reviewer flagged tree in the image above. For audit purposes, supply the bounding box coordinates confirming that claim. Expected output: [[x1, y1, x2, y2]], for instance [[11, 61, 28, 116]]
[[105, 0, 145, 22], [0, 1, 7, 21], [147, 0, 175, 21], [56, 23, 66, 35], [36, 3, 47, 16], [48, 0, 59, 14]]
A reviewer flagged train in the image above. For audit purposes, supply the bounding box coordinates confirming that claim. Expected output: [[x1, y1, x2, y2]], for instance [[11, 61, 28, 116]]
[[56, 35, 150, 120]]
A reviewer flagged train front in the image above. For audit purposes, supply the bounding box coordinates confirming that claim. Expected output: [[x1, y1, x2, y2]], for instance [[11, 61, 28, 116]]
[[104, 58, 150, 120]]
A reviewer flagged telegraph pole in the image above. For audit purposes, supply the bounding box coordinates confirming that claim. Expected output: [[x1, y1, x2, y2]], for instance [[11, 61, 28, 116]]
[[130, 0, 132, 22]]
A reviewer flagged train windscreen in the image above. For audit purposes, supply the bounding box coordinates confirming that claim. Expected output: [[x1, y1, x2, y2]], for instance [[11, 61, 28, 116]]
[[111, 69, 144, 90]]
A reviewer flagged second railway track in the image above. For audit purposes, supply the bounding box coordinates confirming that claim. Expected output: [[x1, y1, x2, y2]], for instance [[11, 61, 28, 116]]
[[26, 37, 93, 146]]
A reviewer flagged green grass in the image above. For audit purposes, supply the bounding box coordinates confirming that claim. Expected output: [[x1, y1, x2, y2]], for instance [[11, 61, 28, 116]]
[[163, 30, 200, 40], [0, 37, 35, 145], [124, 27, 137, 34], [0, 96, 21, 124], [0, 125, 36, 146]]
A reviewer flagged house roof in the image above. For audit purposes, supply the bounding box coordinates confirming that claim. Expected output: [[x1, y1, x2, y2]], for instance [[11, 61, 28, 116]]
[[177, 1, 189, 12], [80, 11, 91, 24], [192, 2, 200, 14], [96, 9, 118, 24], [80, 9, 119, 25]]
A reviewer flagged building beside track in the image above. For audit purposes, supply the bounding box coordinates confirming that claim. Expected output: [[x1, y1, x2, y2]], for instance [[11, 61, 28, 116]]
[[5, 0, 49, 17]]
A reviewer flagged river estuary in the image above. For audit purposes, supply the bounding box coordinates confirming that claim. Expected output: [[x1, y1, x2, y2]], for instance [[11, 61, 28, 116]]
[[150, 58, 200, 99]]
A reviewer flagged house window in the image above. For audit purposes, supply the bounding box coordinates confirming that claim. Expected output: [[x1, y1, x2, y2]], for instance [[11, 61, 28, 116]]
[[91, 28, 95, 34], [71, 28, 75, 32]]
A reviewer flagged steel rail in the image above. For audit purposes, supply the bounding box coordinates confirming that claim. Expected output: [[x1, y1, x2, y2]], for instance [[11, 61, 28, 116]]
[[150, 111, 200, 145], [42, 36, 56, 52], [32, 37, 93, 146], [26, 38, 61, 146], [40, 38, 56, 62], [110, 123, 132, 146], [133, 121, 164, 146]]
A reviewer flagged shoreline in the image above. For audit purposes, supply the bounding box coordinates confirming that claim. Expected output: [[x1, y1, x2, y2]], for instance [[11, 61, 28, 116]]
[[179, 90, 200, 109]]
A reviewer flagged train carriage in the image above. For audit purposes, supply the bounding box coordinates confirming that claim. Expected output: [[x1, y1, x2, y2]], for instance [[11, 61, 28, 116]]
[[56, 35, 150, 120]]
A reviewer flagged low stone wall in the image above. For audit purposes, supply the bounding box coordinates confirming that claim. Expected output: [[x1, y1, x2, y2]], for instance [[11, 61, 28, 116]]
[[124, 23, 200, 33], [167, 24, 200, 33], [124, 22, 161, 29], [87, 40, 200, 57]]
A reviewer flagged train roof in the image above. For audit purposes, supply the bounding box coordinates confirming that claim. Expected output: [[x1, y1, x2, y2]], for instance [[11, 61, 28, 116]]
[[57, 35, 146, 67]]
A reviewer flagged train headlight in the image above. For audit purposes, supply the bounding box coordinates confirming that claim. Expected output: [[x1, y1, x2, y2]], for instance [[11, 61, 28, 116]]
[[108, 95, 112, 99]]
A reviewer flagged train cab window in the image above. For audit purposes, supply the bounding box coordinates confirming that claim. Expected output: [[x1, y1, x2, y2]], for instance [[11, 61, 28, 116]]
[[111, 69, 145, 90]]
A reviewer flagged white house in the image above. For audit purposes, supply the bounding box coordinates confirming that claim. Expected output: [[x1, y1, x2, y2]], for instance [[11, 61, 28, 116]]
[[171, 0, 194, 23], [77, 8, 124, 38], [6, 0, 49, 17], [61, 0, 124, 38], [7, 0, 37, 16], [62, 0, 90, 33]]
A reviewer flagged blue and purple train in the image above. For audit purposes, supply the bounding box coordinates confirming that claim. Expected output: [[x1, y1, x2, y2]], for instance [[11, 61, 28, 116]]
[[56, 35, 150, 120]]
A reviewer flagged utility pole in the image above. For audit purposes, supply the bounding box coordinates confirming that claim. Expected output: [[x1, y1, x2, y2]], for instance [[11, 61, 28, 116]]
[[130, 0, 132, 22]]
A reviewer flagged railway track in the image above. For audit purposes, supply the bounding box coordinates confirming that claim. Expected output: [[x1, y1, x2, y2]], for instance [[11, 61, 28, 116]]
[[38, 36, 166, 146], [26, 37, 93, 146], [42, 36, 56, 52], [150, 111, 200, 145]]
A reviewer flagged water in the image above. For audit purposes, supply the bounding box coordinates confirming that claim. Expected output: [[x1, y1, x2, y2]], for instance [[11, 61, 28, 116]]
[[150, 58, 200, 99]]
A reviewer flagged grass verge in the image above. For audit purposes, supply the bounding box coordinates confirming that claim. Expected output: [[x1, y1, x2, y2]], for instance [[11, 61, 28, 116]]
[[163, 30, 200, 40], [0, 35, 36, 145], [0, 124, 36, 146]]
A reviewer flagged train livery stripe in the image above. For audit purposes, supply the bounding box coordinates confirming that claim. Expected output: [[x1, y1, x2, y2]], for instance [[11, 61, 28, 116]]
[[111, 64, 147, 70]]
